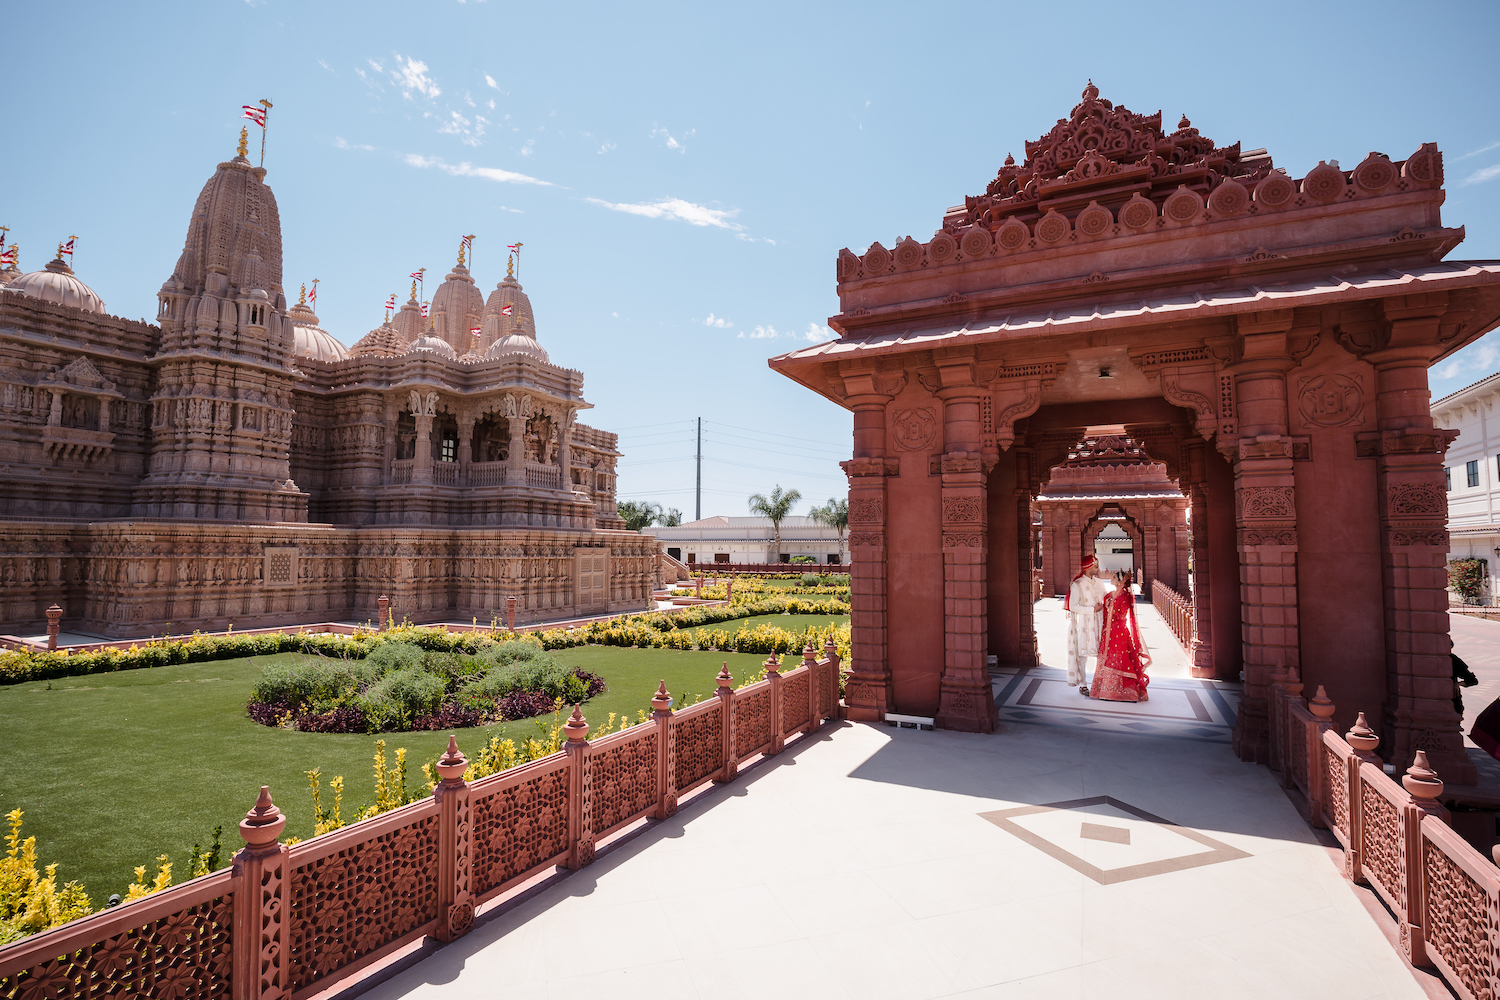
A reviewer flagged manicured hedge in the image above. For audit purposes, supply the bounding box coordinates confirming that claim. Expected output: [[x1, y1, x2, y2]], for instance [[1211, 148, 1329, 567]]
[[0, 597, 850, 686]]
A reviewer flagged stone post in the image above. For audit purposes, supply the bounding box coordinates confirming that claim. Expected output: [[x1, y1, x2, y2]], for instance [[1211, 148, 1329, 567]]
[[232, 787, 288, 1000], [433, 736, 474, 942], [45, 603, 62, 650], [765, 653, 784, 755], [1268, 662, 1289, 776], [1229, 312, 1301, 765], [457, 413, 474, 486], [824, 637, 842, 721], [1307, 686, 1337, 828], [563, 706, 594, 869], [506, 595, 517, 633], [1400, 750, 1448, 967], [652, 682, 677, 819], [505, 409, 525, 486], [1280, 665, 1304, 790], [1344, 712, 1382, 884], [1366, 312, 1474, 781], [935, 362, 995, 731], [802, 641, 820, 725], [726, 576, 734, 603], [840, 421, 897, 722], [694, 576, 702, 599], [715, 663, 738, 782], [412, 408, 434, 485], [377, 594, 389, 630]]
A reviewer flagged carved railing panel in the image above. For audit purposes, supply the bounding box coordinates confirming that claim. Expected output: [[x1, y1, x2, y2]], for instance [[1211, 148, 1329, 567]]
[[432, 462, 457, 486], [672, 701, 724, 792], [1150, 580, 1193, 652], [588, 728, 658, 838], [286, 804, 441, 993], [470, 756, 571, 900], [1323, 735, 1350, 842], [0, 873, 233, 1000], [734, 683, 773, 761], [781, 669, 810, 736], [1422, 818, 1500, 1000], [1359, 773, 1403, 916]]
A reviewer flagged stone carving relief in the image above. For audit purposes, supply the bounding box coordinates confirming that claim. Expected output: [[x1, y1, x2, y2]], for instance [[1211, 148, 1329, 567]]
[[892, 407, 938, 452], [849, 531, 885, 547], [848, 497, 883, 524], [1297, 374, 1364, 428], [1386, 482, 1446, 517], [941, 496, 983, 524], [991, 382, 1042, 451], [942, 532, 984, 548], [1238, 487, 1296, 520]]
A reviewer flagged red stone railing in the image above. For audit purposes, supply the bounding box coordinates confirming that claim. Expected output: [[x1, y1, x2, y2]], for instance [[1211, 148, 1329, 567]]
[[1150, 579, 1193, 652], [1268, 667, 1500, 1000], [0, 644, 843, 999]]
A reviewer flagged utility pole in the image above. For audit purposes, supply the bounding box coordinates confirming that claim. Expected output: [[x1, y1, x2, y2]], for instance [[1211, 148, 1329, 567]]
[[695, 417, 702, 522]]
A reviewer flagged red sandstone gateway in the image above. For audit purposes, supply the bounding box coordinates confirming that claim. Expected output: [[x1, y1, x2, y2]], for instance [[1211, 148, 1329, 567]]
[[769, 83, 1500, 782]]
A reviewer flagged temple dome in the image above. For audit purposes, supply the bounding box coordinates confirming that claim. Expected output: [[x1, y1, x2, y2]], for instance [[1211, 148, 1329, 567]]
[[6, 256, 106, 314], [349, 321, 406, 358], [163, 152, 282, 302], [482, 274, 537, 341], [286, 292, 348, 362], [392, 291, 424, 344], [431, 259, 485, 352], [484, 330, 550, 364], [405, 330, 459, 360]]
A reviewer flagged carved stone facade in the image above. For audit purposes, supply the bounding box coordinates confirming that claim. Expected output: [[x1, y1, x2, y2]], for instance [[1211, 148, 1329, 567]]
[[0, 145, 650, 635], [773, 84, 1500, 780]]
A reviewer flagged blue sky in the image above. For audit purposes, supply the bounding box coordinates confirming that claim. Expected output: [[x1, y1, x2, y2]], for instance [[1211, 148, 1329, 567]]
[[6, 1, 1499, 518]]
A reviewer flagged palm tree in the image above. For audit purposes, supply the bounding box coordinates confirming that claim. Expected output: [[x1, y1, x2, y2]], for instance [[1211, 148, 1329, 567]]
[[809, 497, 849, 565], [748, 485, 802, 564]]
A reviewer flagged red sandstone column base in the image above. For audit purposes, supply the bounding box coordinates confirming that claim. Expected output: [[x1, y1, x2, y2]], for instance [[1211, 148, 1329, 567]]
[[1233, 708, 1271, 765], [1384, 710, 1478, 785], [844, 672, 892, 722], [935, 682, 998, 733]]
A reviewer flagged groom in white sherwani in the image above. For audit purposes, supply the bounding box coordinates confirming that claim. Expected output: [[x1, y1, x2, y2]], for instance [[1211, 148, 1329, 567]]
[[1064, 554, 1107, 693]]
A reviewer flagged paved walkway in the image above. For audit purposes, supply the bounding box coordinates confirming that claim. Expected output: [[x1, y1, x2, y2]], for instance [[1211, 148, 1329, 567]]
[[363, 706, 1423, 997]]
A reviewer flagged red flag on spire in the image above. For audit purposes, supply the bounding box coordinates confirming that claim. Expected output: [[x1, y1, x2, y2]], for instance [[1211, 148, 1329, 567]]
[[385, 294, 397, 311], [60, 237, 76, 259], [242, 105, 266, 128], [500, 303, 514, 316], [309, 279, 319, 305], [420, 302, 430, 318], [410, 269, 426, 280]]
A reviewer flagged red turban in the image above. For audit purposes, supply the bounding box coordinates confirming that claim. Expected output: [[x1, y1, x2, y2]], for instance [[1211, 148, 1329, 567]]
[[1063, 555, 1099, 611]]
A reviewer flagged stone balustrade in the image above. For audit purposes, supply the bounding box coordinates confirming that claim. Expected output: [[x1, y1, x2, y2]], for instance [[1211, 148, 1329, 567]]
[[1268, 669, 1500, 999], [0, 645, 844, 998], [1150, 579, 1193, 651]]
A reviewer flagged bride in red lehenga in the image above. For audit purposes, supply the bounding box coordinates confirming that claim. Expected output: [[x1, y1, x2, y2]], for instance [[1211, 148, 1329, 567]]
[[1088, 571, 1152, 702]]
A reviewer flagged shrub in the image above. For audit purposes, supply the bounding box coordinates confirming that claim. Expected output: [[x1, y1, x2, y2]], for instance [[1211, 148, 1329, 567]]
[[1450, 558, 1489, 605], [497, 690, 559, 721], [359, 667, 447, 732], [800, 572, 821, 586]]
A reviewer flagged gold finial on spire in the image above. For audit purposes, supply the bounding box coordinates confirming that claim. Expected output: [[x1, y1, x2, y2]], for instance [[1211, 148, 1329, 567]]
[[506, 254, 514, 278], [457, 240, 466, 267], [298, 282, 307, 306], [238, 127, 249, 158], [410, 280, 418, 301]]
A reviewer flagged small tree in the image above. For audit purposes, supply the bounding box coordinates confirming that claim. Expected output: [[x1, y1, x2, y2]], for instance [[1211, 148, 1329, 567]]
[[809, 497, 849, 565], [617, 501, 663, 532], [1449, 557, 1489, 606], [748, 485, 802, 563], [660, 508, 683, 527]]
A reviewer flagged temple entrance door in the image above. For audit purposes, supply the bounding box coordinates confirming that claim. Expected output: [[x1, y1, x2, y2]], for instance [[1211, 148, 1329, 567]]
[[1094, 524, 1134, 578]]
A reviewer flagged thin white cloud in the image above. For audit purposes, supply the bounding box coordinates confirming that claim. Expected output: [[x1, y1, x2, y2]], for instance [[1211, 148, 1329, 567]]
[[488, 99, 496, 110], [484, 74, 499, 90], [391, 55, 440, 100], [520, 138, 535, 158], [1459, 140, 1500, 161], [334, 137, 375, 152], [318, 59, 333, 72], [405, 153, 551, 186], [1434, 331, 1500, 383], [367, 58, 384, 73], [734, 323, 832, 342], [598, 141, 617, 155], [438, 110, 485, 146], [736, 233, 776, 245], [704, 313, 734, 329], [585, 196, 740, 229], [1461, 163, 1500, 186], [650, 126, 695, 153]]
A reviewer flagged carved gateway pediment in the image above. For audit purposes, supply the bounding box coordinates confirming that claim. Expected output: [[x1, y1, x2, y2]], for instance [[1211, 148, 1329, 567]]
[[44, 355, 118, 395]]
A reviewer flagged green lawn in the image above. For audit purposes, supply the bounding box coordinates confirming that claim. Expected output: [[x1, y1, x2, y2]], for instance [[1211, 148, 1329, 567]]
[[685, 613, 850, 638], [0, 646, 774, 906]]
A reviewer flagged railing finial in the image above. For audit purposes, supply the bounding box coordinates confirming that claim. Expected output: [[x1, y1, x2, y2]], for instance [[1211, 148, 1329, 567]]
[[239, 785, 286, 848], [564, 704, 590, 742]]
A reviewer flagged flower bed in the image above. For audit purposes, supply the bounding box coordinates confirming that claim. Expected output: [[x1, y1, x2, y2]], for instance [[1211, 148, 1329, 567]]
[[245, 640, 606, 734]]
